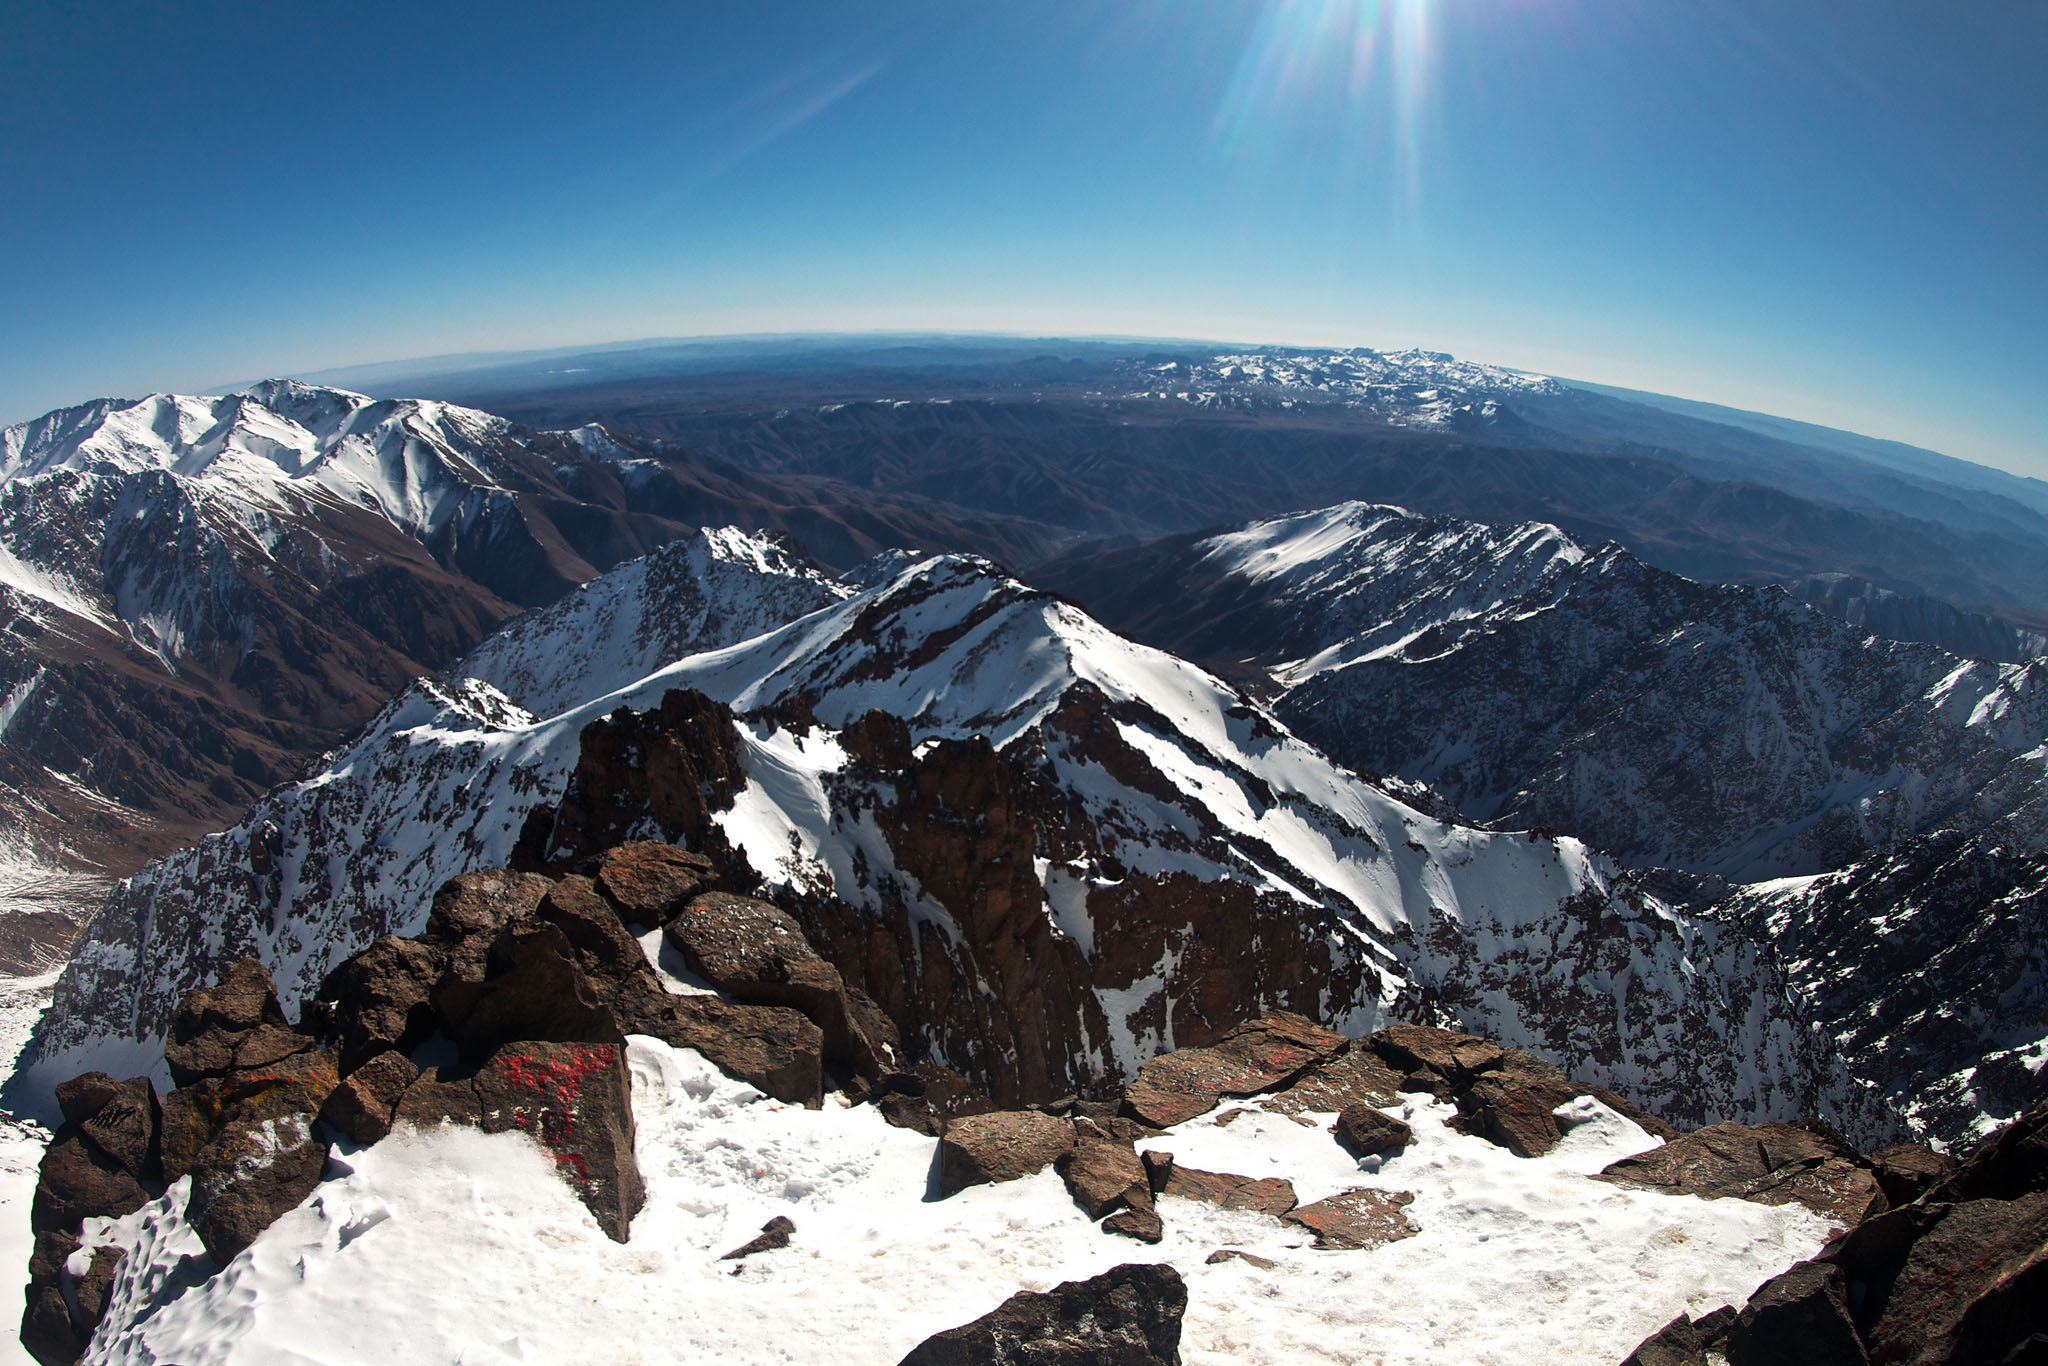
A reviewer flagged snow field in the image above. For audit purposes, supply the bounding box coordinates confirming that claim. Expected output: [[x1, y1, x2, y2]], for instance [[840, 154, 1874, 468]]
[[78, 1039, 1828, 1365]]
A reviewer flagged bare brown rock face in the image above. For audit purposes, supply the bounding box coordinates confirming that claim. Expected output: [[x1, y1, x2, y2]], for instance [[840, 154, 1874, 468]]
[[1158, 1165, 1298, 1219], [897, 1262, 1187, 1366], [593, 841, 714, 926], [1121, 1014, 1347, 1128], [1596, 1121, 1885, 1227], [520, 695, 1382, 1112], [938, 1111, 1077, 1194], [1284, 1188, 1418, 1250]]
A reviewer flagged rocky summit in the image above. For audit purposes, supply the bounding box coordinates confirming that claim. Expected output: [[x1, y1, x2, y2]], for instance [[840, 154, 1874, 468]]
[[22, 805, 2038, 1362]]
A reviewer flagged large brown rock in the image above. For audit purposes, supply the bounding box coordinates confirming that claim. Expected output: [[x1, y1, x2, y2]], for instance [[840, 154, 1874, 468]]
[[186, 1098, 330, 1263], [664, 892, 896, 1078], [18, 1230, 118, 1366], [1866, 1143, 1956, 1208], [422, 868, 553, 1021], [536, 875, 667, 1002], [1265, 1045, 1406, 1116], [1367, 1024, 1504, 1083], [1284, 1187, 1417, 1250], [1334, 1105, 1412, 1158], [319, 1050, 422, 1145], [593, 841, 714, 926], [897, 1262, 1186, 1365], [163, 958, 317, 1087], [873, 1064, 998, 1136], [1850, 1191, 2048, 1365], [1159, 1164, 1297, 1218], [159, 1049, 340, 1181], [1121, 1013, 1347, 1128], [54, 1072, 160, 1183], [395, 1040, 645, 1242], [30, 1133, 150, 1235], [1596, 1121, 1885, 1227], [313, 934, 445, 1070], [1621, 1314, 1706, 1366], [451, 922, 625, 1057], [938, 1111, 1076, 1195], [629, 993, 824, 1107], [1058, 1138, 1151, 1220], [1726, 1260, 1867, 1366], [1923, 1105, 2048, 1204]]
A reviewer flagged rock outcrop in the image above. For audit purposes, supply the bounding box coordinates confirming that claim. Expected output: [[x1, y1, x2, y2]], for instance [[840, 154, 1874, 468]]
[[897, 1262, 1187, 1366], [1617, 1105, 2048, 1366], [1595, 1121, 1886, 1228]]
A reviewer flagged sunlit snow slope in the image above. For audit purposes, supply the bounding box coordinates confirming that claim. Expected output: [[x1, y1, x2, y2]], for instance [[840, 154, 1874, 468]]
[[25, 551, 1820, 1132]]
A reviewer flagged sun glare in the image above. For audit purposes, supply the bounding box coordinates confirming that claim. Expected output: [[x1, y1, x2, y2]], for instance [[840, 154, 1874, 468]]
[[1213, 0, 1438, 207]]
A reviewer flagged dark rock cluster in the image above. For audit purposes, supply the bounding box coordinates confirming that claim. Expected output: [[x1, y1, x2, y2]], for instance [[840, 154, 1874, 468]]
[[898, 1262, 1189, 1366], [18, 837, 904, 1365], [1620, 1108, 2045, 1366]]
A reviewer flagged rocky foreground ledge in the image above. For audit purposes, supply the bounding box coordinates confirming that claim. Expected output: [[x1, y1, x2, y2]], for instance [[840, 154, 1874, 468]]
[[19, 839, 2043, 1364]]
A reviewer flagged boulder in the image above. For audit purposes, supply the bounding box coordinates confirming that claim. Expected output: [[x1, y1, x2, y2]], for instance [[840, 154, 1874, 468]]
[[186, 1101, 329, 1263], [1159, 1165, 1297, 1218], [897, 1262, 1186, 1365], [18, 1231, 114, 1366], [535, 875, 667, 1002], [319, 1050, 422, 1145], [873, 1064, 997, 1136], [1058, 1138, 1151, 1220], [451, 922, 625, 1057], [629, 993, 824, 1107], [938, 1111, 1076, 1195], [592, 841, 713, 926], [1102, 1206, 1164, 1243], [1205, 1248, 1276, 1269], [30, 1132, 150, 1235], [422, 868, 554, 1022], [1367, 1024, 1503, 1083], [664, 891, 896, 1078], [163, 958, 317, 1087], [1923, 1105, 2047, 1204], [1334, 1105, 1412, 1158], [720, 1215, 795, 1261], [54, 1072, 160, 1183], [394, 1040, 644, 1242], [1265, 1045, 1406, 1116], [312, 934, 445, 1070], [159, 1049, 341, 1181], [1851, 1190, 2048, 1365], [1121, 1013, 1346, 1128], [1867, 1142, 1956, 1207], [1284, 1187, 1417, 1250], [1595, 1121, 1885, 1227], [1621, 1314, 1705, 1366], [1726, 1260, 1867, 1366]]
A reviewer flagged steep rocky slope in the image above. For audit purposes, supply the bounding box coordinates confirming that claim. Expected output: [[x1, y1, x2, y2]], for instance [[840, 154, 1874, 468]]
[[19, 552, 1820, 1133], [1038, 502, 2048, 881], [1037, 502, 2048, 1146], [0, 384, 1067, 920]]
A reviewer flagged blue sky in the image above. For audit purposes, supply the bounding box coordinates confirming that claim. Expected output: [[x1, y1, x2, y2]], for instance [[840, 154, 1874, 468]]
[[3, 0, 2043, 477]]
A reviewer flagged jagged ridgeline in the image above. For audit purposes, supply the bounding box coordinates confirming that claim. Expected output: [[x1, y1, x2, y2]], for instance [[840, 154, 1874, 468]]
[[25, 549, 1814, 1135]]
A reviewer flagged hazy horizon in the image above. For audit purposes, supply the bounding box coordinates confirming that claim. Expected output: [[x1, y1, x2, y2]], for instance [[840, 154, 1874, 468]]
[[4, 1, 2043, 478]]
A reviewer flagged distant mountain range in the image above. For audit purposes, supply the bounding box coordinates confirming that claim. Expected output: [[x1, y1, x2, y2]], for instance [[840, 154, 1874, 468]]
[[6, 339, 2044, 1154]]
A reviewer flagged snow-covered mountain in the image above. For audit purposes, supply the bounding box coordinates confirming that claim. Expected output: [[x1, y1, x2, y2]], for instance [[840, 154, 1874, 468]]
[[1037, 501, 2048, 1146], [449, 526, 851, 719], [20, 549, 1820, 1134], [0, 382, 712, 917], [1108, 349, 1566, 432], [1041, 502, 2048, 880], [0, 382, 1071, 924]]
